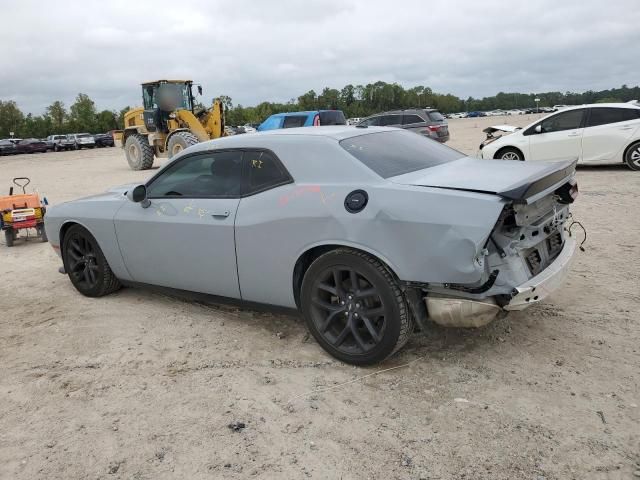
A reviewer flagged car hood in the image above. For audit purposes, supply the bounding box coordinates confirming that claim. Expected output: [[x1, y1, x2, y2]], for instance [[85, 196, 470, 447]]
[[483, 125, 521, 134], [390, 157, 577, 203]]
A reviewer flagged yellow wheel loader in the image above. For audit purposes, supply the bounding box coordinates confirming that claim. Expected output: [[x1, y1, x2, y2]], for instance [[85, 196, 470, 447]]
[[113, 80, 225, 170]]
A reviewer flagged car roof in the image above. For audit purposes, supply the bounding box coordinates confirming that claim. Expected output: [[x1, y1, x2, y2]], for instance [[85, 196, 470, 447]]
[[265, 110, 341, 118], [559, 103, 640, 111], [186, 126, 397, 153]]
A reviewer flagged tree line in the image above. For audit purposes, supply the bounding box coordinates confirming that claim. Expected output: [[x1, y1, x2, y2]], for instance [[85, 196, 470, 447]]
[[2, 83, 639, 138], [0, 94, 129, 139]]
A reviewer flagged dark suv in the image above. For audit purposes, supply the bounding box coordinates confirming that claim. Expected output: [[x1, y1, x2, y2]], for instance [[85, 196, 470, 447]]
[[357, 108, 450, 142]]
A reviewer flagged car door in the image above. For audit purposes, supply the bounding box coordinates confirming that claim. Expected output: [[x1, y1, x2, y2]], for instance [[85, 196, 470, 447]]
[[527, 108, 586, 161], [581, 107, 640, 163], [114, 150, 244, 298], [402, 113, 425, 134]]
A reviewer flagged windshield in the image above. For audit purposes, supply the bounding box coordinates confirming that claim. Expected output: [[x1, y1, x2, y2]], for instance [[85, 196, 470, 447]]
[[340, 130, 464, 178]]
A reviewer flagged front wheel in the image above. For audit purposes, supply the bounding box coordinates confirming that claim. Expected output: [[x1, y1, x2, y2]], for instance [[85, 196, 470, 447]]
[[496, 147, 524, 161], [300, 248, 413, 365], [624, 141, 640, 171], [62, 225, 121, 297]]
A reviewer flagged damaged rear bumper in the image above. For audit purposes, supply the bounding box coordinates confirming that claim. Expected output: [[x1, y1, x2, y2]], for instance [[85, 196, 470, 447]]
[[503, 235, 576, 311], [425, 236, 576, 326]]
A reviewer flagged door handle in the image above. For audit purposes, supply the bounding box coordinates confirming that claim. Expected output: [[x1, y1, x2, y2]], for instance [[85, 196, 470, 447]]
[[211, 211, 230, 218], [567, 132, 581, 137]]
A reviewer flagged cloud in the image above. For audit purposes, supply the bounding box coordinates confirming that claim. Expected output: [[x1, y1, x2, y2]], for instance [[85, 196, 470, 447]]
[[0, 0, 638, 114]]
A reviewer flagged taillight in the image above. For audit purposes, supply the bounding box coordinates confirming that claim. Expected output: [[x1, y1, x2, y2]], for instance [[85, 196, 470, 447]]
[[569, 180, 579, 201], [555, 179, 579, 204], [313, 114, 320, 126], [427, 125, 440, 131]]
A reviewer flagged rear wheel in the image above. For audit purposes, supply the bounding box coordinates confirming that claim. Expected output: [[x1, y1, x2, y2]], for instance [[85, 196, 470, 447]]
[[4, 229, 14, 247], [624, 141, 640, 171], [496, 147, 524, 161], [62, 225, 121, 297], [167, 132, 199, 159], [300, 248, 413, 365], [125, 134, 154, 170]]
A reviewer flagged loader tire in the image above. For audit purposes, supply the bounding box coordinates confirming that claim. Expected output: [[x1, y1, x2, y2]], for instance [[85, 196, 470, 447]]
[[167, 132, 199, 159], [125, 134, 154, 171]]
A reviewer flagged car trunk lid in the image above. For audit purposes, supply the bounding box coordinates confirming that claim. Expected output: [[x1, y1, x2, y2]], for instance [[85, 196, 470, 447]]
[[389, 156, 577, 203]]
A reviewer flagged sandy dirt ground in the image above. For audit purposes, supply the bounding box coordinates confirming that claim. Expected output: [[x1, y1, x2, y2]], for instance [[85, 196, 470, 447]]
[[1, 115, 639, 480]]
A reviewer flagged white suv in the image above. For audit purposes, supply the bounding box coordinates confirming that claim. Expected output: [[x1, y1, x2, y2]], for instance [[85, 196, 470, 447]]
[[479, 103, 640, 170]]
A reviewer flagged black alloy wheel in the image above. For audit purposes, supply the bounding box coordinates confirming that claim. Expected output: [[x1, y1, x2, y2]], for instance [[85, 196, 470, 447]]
[[301, 249, 412, 365], [62, 225, 121, 297]]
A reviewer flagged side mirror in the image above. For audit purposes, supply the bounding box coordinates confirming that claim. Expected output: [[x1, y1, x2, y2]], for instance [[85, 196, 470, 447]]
[[126, 184, 150, 208], [197, 85, 203, 96], [535, 124, 542, 134]]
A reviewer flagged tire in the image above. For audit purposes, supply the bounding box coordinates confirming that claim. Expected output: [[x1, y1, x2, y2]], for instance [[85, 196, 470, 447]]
[[624, 141, 640, 171], [54, 145, 59, 152], [124, 134, 154, 170], [300, 248, 413, 365], [495, 147, 524, 161], [167, 131, 199, 159], [4, 229, 14, 247], [62, 225, 121, 297], [37, 224, 48, 242]]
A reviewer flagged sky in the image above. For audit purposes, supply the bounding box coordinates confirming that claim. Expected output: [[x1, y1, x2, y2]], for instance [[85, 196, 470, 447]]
[[1, 0, 639, 115]]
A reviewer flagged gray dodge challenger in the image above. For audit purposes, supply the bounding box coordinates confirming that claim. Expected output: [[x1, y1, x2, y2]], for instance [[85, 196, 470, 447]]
[[45, 126, 579, 365]]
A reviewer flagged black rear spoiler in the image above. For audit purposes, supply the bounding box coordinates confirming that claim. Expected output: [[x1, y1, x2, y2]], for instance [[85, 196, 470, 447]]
[[498, 158, 577, 203]]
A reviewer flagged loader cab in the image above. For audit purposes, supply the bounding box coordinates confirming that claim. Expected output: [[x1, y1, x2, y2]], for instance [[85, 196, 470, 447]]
[[141, 80, 195, 133]]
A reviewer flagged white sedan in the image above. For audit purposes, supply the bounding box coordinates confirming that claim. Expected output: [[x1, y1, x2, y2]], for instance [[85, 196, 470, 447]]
[[479, 103, 640, 170]]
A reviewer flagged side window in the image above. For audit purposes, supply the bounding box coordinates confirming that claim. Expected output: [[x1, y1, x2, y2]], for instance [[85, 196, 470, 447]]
[[539, 109, 585, 133], [379, 115, 402, 126], [244, 150, 292, 195], [587, 107, 639, 127], [360, 117, 380, 126], [147, 151, 243, 198], [282, 115, 309, 128], [402, 114, 424, 125]]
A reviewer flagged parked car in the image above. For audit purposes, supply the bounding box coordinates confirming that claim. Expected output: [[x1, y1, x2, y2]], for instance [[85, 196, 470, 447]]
[[347, 117, 362, 125], [467, 111, 486, 118], [45, 126, 578, 365], [41, 138, 55, 151], [15, 138, 48, 154], [242, 124, 257, 134], [47, 134, 75, 152], [68, 133, 96, 149], [479, 103, 640, 170], [448, 112, 467, 119], [94, 133, 115, 148], [0, 139, 18, 155], [257, 110, 346, 131], [357, 108, 449, 143], [552, 105, 570, 112]]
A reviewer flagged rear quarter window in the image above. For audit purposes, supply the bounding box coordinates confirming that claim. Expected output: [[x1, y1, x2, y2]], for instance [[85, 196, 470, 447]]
[[427, 111, 445, 122], [282, 115, 309, 128], [340, 130, 464, 178]]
